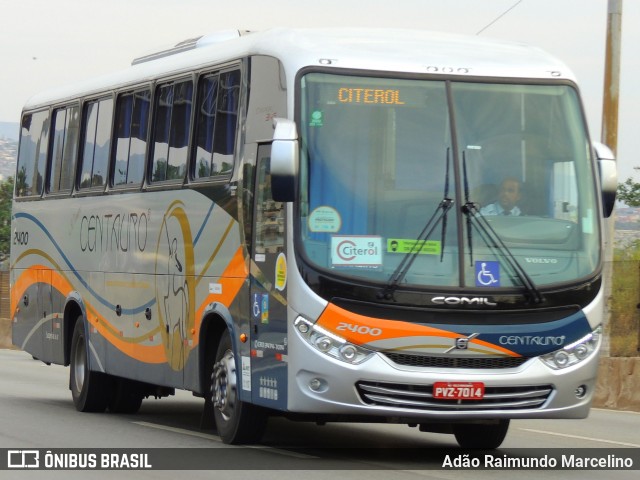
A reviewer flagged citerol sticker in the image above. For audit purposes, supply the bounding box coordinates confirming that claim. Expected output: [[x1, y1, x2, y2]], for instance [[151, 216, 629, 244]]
[[331, 236, 382, 267]]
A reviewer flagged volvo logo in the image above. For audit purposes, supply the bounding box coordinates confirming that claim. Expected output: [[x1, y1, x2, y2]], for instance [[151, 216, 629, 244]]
[[444, 333, 480, 353], [432, 296, 497, 306]]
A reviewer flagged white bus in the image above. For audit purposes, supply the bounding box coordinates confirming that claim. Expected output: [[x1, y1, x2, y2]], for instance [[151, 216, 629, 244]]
[[11, 28, 617, 448]]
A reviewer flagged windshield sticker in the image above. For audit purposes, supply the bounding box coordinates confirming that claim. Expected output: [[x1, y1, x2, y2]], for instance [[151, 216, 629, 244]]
[[309, 110, 324, 127], [309, 206, 341, 233], [476, 261, 500, 287], [387, 238, 441, 255], [331, 236, 382, 267]]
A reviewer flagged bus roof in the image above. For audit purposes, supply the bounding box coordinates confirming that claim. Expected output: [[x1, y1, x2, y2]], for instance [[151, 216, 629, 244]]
[[23, 28, 576, 111]]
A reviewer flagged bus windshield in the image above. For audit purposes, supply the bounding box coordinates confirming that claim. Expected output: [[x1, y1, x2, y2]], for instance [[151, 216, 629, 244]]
[[298, 72, 599, 290]]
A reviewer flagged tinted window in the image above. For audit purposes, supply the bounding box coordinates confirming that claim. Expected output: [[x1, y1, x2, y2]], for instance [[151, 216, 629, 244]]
[[80, 98, 113, 189], [193, 69, 240, 179], [151, 79, 193, 182], [49, 106, 79, 192], [113, 89, 151, 186], [16, 110, 50, 197]]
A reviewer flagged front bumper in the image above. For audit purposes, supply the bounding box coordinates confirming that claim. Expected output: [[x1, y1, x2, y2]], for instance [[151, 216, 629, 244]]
[[287, 337, 599, 421]]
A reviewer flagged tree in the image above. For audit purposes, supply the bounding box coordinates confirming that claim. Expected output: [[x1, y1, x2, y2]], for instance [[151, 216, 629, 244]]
[[0, 177, 13, 257], [617, 177, 640, 207]]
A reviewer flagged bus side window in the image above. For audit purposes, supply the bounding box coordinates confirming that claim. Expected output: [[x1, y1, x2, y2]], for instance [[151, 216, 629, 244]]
[[49, 105, 79, 193], [79, 98, 113, 189], [151, 79, 193, 182], [112, 89, 151, 187], [193, 69, 240, 179], [15, 110, 50, 198]]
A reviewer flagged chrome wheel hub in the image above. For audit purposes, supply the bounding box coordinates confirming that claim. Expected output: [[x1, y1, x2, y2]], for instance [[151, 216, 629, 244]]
[[212, 349, 237, 421]]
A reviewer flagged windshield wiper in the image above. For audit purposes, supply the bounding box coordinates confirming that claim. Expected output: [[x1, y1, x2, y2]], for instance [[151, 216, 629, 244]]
[[460, 153, 543, 304], [379, 149, 454, 300]]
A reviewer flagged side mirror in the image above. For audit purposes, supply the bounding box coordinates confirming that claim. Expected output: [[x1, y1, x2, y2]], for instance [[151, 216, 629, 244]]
[[593, 142, 617, 218], [270, 118, 299, 202]]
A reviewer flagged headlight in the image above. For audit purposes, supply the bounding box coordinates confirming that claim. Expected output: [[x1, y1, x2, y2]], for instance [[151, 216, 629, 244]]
[[294, 316, 373, 364], [540, 325, 602, 370]]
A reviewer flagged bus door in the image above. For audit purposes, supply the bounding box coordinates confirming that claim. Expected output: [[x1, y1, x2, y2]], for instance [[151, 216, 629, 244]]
[[249, 144, 288, 409]]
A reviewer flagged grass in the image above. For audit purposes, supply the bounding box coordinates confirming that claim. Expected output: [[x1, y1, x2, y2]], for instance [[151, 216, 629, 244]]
[[609, 244, 640, 356]]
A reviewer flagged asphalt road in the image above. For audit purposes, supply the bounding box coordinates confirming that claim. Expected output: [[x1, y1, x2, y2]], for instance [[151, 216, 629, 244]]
[[0, 348, 638, 479]]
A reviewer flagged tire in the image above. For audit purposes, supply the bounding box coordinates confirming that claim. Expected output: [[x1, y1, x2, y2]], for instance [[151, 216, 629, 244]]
[[210, 330, 267, 444], [108, 378, 143, 414], [453, 419, 510, 449], [69, 317, 109, 412]]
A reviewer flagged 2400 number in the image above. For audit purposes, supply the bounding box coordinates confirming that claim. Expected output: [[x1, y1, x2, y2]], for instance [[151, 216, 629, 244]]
[[13, 231, 29, 246], [336, 322, 382, 336]]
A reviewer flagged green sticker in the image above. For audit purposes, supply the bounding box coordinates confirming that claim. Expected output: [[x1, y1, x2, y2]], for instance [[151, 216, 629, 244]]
[[309, 110, 324, 127], [387, 239, 441, 255]]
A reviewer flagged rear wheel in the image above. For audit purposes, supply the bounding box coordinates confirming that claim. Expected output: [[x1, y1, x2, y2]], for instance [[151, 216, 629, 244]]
[[210, 330, 267, 444], [453, 420, 510, 449], [69, 318, 109, 412]]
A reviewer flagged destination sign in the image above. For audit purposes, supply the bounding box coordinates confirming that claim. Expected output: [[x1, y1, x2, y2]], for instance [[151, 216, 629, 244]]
[[337, 88, 405, 105]]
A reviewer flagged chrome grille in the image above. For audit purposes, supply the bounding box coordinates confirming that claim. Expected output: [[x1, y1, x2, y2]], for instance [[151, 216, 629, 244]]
[[382, 352, 529, 369], [357, 381, 553, 411]]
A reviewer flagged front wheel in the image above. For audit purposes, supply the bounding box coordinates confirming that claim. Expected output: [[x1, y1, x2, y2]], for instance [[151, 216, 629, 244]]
[[210, 330, 267, 444], [453, 420, 510, 449], [69, 318, 109, 412]]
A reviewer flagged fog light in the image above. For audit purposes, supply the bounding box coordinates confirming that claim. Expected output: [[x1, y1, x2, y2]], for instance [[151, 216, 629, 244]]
[[309, 378, 323, 391], [575, 385, 587, 398]]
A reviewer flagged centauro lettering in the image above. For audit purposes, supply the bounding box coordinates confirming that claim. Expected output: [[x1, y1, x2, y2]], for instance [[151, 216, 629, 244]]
[[80, 212, 148, 253], [499, 335, 566, 346]]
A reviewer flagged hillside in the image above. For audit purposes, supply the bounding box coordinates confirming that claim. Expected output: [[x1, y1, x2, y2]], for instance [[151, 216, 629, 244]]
[[0, 122, 18, 141], [0, 138, 17, 180]]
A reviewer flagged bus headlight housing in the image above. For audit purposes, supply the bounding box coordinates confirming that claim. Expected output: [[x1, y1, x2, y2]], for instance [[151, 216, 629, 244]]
[[294, 316, 373, 365], [540, 325, 602, 370]]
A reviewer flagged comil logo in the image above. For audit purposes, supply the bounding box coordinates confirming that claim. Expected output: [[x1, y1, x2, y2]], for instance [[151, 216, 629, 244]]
[[8, 450, 39, 468]]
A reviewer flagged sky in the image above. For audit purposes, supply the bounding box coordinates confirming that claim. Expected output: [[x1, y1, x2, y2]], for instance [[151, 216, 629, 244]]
[[1, 0, 638, 180]]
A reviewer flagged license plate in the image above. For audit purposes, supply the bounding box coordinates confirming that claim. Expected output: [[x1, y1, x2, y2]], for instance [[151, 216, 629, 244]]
[[433, 382, 485, 400]]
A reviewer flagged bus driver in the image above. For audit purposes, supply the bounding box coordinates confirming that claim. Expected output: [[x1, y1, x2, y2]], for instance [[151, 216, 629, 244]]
[[480, 177, 522, 216]]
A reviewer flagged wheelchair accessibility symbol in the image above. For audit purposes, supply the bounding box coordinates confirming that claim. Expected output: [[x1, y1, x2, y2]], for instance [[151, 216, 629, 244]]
[[476, 261, 500, 287]]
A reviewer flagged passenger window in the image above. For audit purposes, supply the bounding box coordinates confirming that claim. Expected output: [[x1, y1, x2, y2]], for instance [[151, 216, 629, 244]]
[[113, 89, 151, 186], [151, 79, 193, 182], [49, 105, 79, 193], [193, 69, 240, 179], [80, 98, 113, 189], [16, 110, 50, 197]]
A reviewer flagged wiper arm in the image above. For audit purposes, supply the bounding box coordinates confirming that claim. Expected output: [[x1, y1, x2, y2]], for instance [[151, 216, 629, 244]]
[[460, 151, 542, 304], [380, 148, 454, 300], [462, 202, 544, 305], [379, 197, 453, 300]]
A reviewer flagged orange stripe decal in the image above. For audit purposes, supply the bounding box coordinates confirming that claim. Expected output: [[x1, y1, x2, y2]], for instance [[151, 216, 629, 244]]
[[317, 302, 519, 357]]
